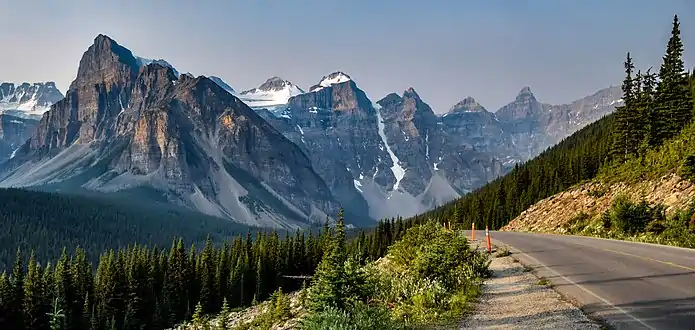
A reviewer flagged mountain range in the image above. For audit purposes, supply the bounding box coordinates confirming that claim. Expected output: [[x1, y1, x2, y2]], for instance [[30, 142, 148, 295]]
[[0, 35, 623, 227]]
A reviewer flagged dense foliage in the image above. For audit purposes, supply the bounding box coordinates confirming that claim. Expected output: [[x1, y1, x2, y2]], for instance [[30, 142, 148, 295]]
[[419, 15, 695, 231]]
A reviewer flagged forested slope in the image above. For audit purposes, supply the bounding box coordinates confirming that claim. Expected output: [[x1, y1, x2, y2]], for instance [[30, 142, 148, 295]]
[[0, 188, 255, 270]]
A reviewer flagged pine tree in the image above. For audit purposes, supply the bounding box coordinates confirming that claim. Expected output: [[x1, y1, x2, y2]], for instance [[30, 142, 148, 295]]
[[192, 300, 204, 325], [217, 298, 230, 330], [271, 287, 291, 321], [52, 249, 71, 330], [653, 14, 693, 144], [48, 297, 66, 330], [0, 272, 12, 328], [198, 236, 215, 313], [637, 68, 658, 158], [24, 252, 49, 330], [9, 248, 25, 330], [613, 52, 638, 159], [306, 209, 349, 312]]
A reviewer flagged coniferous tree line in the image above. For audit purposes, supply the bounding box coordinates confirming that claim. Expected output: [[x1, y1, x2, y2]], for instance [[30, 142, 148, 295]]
[[417, 15, 695, 231], [0, 188, 258, 271], [0, 213, 411, 330], [612, 15, 693, 159]]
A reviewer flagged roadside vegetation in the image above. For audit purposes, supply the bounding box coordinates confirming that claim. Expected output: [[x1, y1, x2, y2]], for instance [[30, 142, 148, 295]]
[[562, 195, 695, 249], [191, 220, 491, 330]]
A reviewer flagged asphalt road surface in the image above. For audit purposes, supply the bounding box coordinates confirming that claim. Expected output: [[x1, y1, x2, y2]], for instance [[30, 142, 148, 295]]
[[466, 230, 695, 330]]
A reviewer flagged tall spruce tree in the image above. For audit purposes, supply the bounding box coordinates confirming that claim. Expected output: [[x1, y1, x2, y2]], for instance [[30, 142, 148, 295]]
[[613, 52, 637, 159], [653, 14, 693, 145], [306, 209, 348, 312]]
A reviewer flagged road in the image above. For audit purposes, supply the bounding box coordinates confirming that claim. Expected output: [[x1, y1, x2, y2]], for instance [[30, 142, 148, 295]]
[[467, 230, 695, 330]]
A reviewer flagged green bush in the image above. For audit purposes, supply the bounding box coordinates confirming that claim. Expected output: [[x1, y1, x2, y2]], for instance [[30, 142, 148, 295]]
[[564, 212, 592, 234], [604, 195, 664, 234], [361, 222, 489, 325]]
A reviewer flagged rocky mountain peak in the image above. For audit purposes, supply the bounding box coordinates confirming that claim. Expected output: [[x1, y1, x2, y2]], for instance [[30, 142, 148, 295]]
[[402, 87, 420, 100], [254, 76, 299, 92], [376, 93, 403, 108], [309, 71, 352, 92], [238, 77, 304, 109], [70, 34, 139, 91], [515, 86, 536, 102], [449, 97, 487, 113]]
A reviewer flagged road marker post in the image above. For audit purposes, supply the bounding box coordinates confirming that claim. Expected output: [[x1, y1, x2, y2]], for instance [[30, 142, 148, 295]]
[[472, 223, 475, 241], [485, 226, 492, 253]]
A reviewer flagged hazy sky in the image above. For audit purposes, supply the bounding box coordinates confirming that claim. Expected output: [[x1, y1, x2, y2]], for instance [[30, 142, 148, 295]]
[[1, 0, 694, 112]]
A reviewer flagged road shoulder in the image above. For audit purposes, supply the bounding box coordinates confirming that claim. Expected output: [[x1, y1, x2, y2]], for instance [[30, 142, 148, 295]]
[[460, 248, 601, 330]]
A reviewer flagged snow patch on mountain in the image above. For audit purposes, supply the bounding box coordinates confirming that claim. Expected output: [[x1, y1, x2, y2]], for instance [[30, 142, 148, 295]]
[[310, 72, 351, 92], [238, 77, 304, 109], [375, 105, 405, 192]]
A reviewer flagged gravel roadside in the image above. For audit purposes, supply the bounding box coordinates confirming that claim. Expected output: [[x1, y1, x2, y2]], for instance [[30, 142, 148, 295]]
[[460, 251, 601, 330]]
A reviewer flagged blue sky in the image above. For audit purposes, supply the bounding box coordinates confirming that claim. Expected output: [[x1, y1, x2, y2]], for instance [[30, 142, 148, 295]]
[[1, 0, 694, 111]]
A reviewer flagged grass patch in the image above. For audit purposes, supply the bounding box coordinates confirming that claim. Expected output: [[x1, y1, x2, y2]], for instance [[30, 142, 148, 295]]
[[536, 278, 551, 287]]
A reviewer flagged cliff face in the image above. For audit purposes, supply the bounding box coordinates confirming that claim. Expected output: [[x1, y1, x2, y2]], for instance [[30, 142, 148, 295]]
[[0, 35, 343, 228]]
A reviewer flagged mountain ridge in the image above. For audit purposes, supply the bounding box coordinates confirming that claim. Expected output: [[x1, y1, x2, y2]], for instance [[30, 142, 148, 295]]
[[0, 34, 625, 226], [0, 35, 351, 228]]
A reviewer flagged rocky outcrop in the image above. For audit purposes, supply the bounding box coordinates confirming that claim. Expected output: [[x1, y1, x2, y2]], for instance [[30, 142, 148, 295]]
[[502, 174, 695, 233], [0, 35, 344, 228]]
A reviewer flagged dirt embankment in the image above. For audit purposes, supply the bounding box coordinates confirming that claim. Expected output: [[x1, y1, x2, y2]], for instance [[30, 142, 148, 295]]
[[502, 174, 695, 233]]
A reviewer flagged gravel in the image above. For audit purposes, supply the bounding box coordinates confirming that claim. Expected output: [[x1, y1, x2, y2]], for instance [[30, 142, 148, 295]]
[[460, 254, 601, 330]]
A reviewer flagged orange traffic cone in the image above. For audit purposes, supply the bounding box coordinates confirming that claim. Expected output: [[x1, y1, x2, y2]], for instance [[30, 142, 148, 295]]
[[485, 226, 492, 253]]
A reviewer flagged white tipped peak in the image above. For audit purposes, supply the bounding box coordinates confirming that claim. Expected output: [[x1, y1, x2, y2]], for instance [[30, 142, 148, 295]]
[[238, 77, 304, 109], [310, 72, 352, 92]]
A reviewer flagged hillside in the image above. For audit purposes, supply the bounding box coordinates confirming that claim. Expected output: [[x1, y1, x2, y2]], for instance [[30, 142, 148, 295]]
[[503, 119, 695, 248]]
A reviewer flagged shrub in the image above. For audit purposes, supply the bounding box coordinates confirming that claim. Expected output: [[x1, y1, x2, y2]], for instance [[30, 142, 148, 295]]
[[605, 195, 663, 234], [681, 154, 695, 181]]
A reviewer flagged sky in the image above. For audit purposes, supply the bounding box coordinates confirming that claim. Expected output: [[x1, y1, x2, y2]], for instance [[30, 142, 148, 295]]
[[1, 0, 695, 112]]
